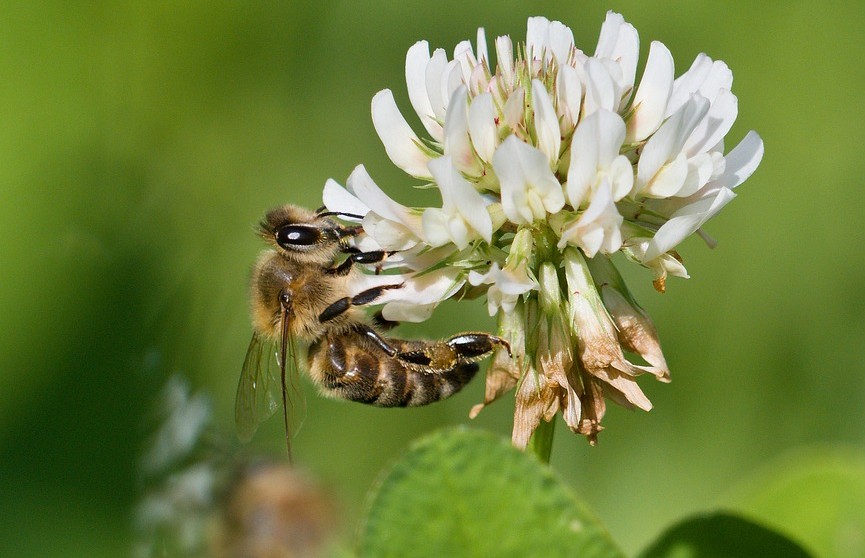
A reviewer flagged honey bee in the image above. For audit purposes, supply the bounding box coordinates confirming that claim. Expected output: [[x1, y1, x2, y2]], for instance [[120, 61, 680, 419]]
[[236, 204, 509, 456]]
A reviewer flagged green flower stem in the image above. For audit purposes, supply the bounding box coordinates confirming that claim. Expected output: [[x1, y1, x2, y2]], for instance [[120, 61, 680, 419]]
[[528, 418, 555, 464]]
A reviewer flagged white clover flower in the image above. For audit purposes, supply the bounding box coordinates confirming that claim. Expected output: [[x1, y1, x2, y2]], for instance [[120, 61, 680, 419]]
[[423, 155, 493, 249], [468, 262, 537, 316], [322, 11, 763, 448]]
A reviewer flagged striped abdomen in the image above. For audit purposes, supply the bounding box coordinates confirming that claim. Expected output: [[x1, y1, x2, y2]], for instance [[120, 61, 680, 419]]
[[306, 330, 478, 407]]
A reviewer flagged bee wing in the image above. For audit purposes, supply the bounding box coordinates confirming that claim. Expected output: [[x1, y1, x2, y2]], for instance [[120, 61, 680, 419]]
[[235, 332, 280, 443], [277, 311, 307, 461]]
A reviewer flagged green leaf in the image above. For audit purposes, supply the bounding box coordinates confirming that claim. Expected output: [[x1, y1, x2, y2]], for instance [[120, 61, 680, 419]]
[[359, 427, 624, 558], [637, 512, 813, 558], [721, 446, 865, 558]]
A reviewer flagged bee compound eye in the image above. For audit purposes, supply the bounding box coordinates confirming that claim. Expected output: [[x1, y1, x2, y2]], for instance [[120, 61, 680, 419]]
[[275, 225, 320, 249]]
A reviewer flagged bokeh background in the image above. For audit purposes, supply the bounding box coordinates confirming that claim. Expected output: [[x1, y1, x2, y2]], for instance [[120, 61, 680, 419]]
[[2, 1, 864, 556]]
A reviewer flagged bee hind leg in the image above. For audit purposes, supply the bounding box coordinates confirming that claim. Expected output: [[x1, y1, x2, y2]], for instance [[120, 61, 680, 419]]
[[395, 333, 511, 372], [446, 333, 511, 360]]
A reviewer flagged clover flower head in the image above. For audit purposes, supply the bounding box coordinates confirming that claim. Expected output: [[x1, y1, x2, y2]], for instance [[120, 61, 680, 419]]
[[323, 11, 763, 446]]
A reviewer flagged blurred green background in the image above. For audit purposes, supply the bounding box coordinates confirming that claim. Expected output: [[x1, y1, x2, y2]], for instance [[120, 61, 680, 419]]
[[2, 0, 864, 556]]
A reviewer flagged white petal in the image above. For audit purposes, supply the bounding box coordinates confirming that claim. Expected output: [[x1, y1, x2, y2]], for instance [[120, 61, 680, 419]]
[[441, 60, 464, 115], [405, 41, 441, 140], [448, 217, 470, 249], [584, 57, 617, 115], [644, 187, 736, 260], [348, 165, 424, 238], [577, 181, 623, 256], [594, 11, 639, 98], [580, 226, 605, 257], [718, 131, 764, 189], [322, 178, 369, 219], [684, 89, 738, 156], [547, 20, 575, 64], [579, 180, 615, 225], [377, 267, 464, 307], [380, 302, 433, 322], [468, 263, 499, 286], [502, 86, 525, 129], [531, 79, 561, 167], [668, 54, 733, 117], [453, 40, 477, 83], [354, 234, 384, 253], [637, 95, 709, 189], [694, 59, 733, 103], [667, 54, 711, 117], [623, 237, 689, 279], [426, 48, 449, 121], [428, 155, 493, 243], [608, 155, 634, 201], [566, 113, 601, 208], [493, 136, 565, 224], [468, 63, 488, 96], [555, 64, 583, 131], [643, 152, 689, 198], [595, 109, 627, 168], [627, 41, 674, 142], [677, 153, 714, 198], [566, 110, 628, 207], [363, 213, 418, 251], [495, 35, 514, 88], [526, 16, 551, 62], [476, 27, 489, 65], [371, 90, 433, 179], [443, 85, 480, 175], [421, 208, 452, 247], [468, 93, 497, 163], [497, 268, 537, 295]]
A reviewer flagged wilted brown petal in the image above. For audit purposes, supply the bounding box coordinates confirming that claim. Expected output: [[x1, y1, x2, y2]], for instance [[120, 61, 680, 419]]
[[589, 362, 652, 411], [601, 285, 671, 382], [564, 248, 654, 413], [469, 347, 520, 419], [512, 367, 559, 449], [577, 374, 606, 445], [545, 357, 581, 433]]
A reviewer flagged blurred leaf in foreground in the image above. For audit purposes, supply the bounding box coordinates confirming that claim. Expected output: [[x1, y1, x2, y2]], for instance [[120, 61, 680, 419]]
[[359, 427, 623, 558], [721, 446, 865, 558], [638, 512, 812, 558]]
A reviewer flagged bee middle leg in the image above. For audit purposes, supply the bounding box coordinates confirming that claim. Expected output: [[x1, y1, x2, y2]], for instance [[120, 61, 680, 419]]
[[318, 283, 404, 323]]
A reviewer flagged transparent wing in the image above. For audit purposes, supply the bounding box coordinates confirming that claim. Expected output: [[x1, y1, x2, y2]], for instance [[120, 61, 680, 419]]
[[277, 314, 307, 461], [235, 332, 280, 443]]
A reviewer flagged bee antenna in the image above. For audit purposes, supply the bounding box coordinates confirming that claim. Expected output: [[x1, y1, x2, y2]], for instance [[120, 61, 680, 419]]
[[316, 210, 365, 220]]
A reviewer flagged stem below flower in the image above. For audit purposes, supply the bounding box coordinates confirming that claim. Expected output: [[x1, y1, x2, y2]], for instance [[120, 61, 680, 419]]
[[528, 418, 555, 464]]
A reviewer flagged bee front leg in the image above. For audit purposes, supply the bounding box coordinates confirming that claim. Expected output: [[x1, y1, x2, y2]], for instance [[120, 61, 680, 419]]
[[313, 208, 364, 241], [328, 250, 399, 276]]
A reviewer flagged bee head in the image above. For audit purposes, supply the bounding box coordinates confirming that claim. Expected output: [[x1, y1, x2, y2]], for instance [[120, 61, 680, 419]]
[[258, 204, 347, 266]]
